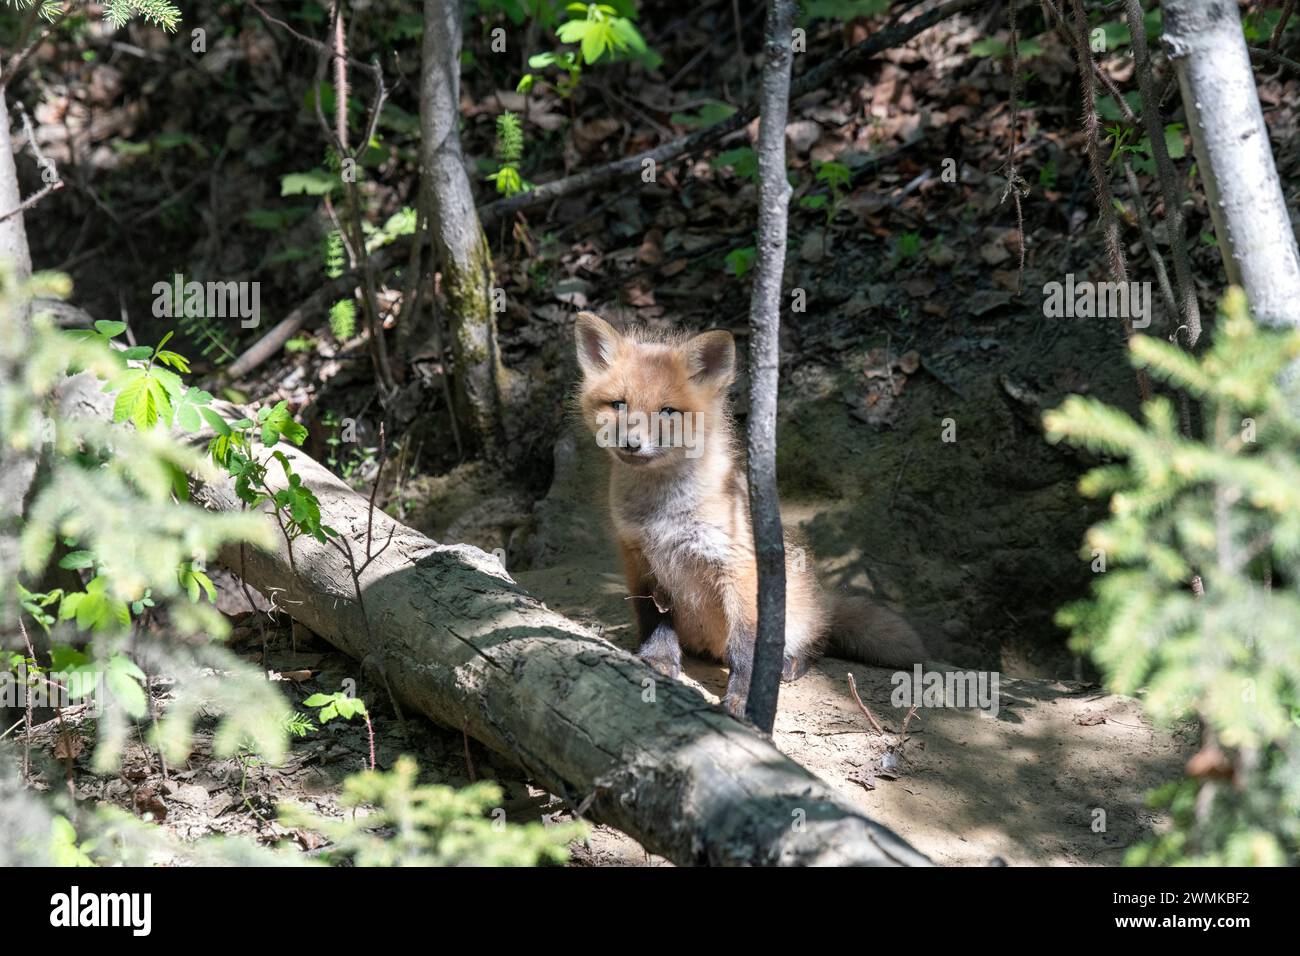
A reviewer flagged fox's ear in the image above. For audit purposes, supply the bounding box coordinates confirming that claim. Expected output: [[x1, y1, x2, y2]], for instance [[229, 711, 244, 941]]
[[686, 330, 735, 390], [574, 311, 621, 376]]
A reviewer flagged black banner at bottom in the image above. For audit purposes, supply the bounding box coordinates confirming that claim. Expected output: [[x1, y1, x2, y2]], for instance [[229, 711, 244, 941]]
[[0, 864, 1279, 942]]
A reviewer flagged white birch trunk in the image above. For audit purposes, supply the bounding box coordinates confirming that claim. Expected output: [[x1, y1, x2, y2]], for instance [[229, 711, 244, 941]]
[[0, 92, 33, 283], [1162, 0, 1300, 328]]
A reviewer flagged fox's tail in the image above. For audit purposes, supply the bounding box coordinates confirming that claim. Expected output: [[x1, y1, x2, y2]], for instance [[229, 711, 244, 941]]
[[825, 595, 929, 668]]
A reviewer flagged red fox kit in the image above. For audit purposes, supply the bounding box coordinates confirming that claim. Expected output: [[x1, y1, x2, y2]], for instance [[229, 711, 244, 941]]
[[573, 311, 926, 717]]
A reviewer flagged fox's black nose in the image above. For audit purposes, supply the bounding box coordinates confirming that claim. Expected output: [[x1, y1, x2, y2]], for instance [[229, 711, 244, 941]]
[[625, 431, 642, 449]]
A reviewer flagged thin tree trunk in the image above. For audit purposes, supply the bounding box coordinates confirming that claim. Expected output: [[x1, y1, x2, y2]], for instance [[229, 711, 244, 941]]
[[1162, 0, 1300, 329], [0, 86, 35, 626], [0, 91, 33, 284], [743, 0, 795, 735], [1067, 0, 1151, 401], [1125, 0, 1201, 348], [419, 0, 508, 456]]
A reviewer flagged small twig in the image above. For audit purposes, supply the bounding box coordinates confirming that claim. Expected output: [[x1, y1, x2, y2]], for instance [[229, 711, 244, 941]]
[[1064, 0, 1151, 402], [1271, 0, 1295, 52], [3, 1, 81, 84], [52, 704, 77, 805], [20, 624, 34, 778], [462, 718, 478, 782], [0, 101, 63, 224], [847, 673, 886, 735], [361, 423, 388, 570], [1124, 0, 1200, 351], [900, 705, 920, 739], [1249, 45, 1300, 75], [246, 0, 377, 72], [1122, 162, 1178, 328], [889, 446, 916, 513], [1001, 0, 1027, 293]]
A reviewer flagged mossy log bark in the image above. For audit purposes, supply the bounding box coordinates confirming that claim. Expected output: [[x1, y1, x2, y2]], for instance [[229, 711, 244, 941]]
[[190, 433, 931, 867]]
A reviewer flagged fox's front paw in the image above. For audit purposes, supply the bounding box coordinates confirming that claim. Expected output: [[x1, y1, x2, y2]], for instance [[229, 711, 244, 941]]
[[637, 622, 681, 679]]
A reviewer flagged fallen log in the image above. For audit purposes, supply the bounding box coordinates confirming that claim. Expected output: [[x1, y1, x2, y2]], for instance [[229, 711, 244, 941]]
[[190, 432, 930, 866]]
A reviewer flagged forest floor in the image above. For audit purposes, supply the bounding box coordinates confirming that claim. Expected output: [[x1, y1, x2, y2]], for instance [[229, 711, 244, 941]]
[[19, 2, 1298, 864]]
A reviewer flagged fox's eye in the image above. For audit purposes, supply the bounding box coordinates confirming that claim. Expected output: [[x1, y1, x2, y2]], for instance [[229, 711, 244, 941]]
[[609, 399, 627, 410]]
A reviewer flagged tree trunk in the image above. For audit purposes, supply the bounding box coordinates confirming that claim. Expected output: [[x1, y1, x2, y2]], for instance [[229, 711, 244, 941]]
[[1125, 0, 1201, 348], [1162, 0, 1300, 329], [419, 0, 509, 456], [0, 91, 33, 284], [184, 427, 929, 866], [0, 87, 35, 633], [744, 0, 796, 734]]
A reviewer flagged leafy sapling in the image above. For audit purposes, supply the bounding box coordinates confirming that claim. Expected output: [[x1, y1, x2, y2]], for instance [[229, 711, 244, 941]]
[[303, 692, 375, 770], [725, 245, 757, 279], [1046, 289, 1300, 865], [517, 3, 657, 101], [800, 159, 852, 225], [207, 398, 336, 568], [323, 230, 356, 341], [278, 755, 588, 866], [487, 112, 531, 197], [711, 146, 758, 183]]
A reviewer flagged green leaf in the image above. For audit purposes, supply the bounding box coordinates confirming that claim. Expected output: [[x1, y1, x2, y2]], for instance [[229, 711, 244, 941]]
[[672, 101, 736, 129], [155, 349, 191, 373], [970, 38, 1007, 58], [110, 370, 156, 430], [173, 386, 214, 433], [725, 246, 757, 278], [815, 160, 852, 192], [199, 406, 232, 436], [280, 169, 339, 196], [106, 654, 148, 718], [50, 816, 94, 867], [1163, 123, 1186, 160], [712, 146, 758, 180], [259, 400, 309, 446]]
